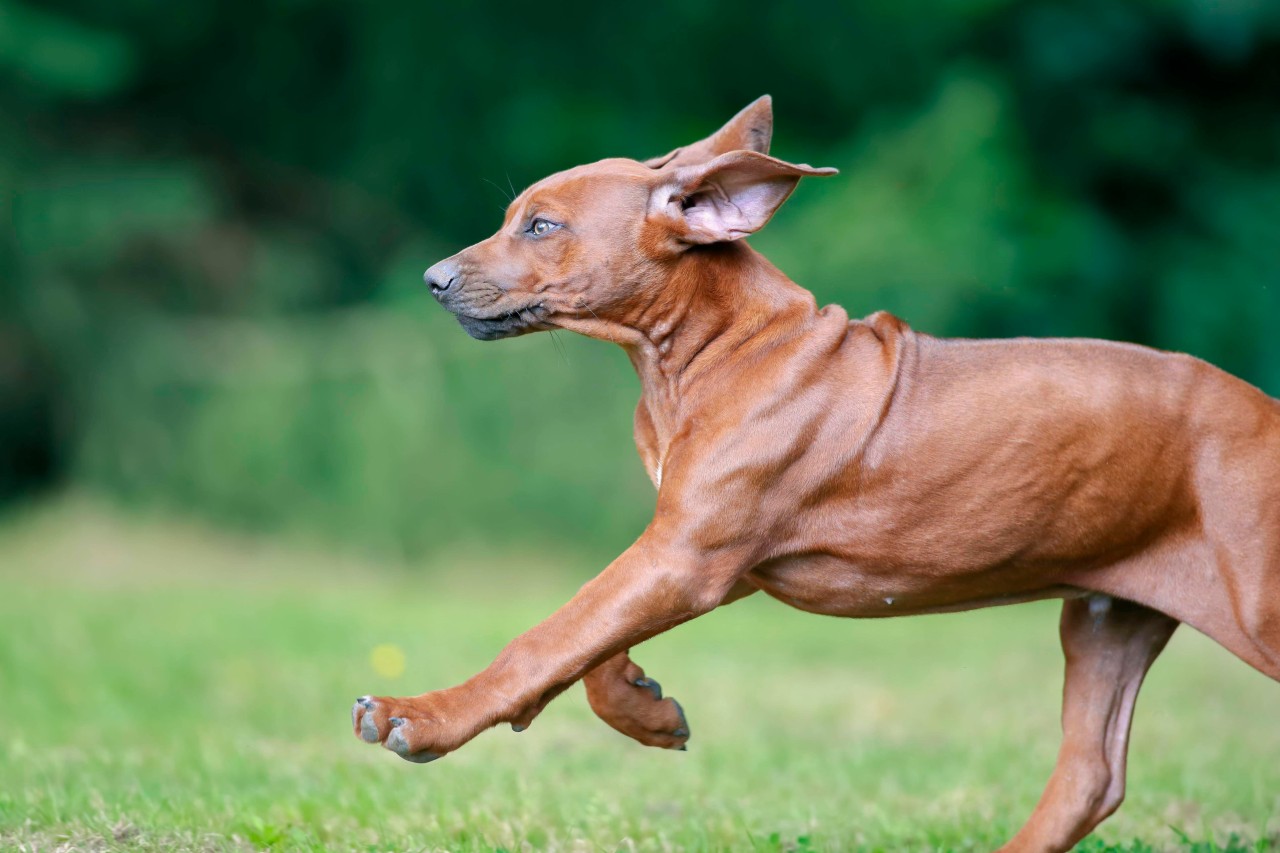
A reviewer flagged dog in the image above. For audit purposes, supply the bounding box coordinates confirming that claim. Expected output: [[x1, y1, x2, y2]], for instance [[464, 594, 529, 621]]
[[351, 96, 1280, 852]]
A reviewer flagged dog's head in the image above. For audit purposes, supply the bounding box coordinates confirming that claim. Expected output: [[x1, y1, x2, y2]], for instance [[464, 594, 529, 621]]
[[424, 97, 836, 342]]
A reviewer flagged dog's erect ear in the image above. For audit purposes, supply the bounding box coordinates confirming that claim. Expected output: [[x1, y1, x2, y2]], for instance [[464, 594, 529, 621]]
[[651, 150, 837, 245], [644, 96, 774, 170]]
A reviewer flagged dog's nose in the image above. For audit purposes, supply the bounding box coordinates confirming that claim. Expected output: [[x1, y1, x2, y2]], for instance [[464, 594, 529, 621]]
[[424, 260, 458, 297]]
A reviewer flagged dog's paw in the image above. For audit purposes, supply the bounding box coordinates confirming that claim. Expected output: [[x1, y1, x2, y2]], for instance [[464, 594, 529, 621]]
[[585, 669, 691, 751], [350, 695, 447, 764]]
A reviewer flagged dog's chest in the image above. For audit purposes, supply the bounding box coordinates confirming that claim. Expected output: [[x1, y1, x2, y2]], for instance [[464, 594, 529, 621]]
[[746, 552, 1072, 618], [746, 554, 922, 616]]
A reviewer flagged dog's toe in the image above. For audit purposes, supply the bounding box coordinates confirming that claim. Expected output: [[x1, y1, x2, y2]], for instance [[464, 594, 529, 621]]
[[357, 699, 381, 743], [385, 720, 440, 764], [384, 722, 409, 753]]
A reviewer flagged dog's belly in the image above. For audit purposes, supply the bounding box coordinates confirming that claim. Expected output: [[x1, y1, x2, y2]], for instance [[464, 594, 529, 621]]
[[746, 552, 1082, 617]]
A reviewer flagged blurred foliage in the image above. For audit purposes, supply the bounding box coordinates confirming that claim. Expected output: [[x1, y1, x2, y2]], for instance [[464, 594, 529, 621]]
[[4, 0, 1279, 558]]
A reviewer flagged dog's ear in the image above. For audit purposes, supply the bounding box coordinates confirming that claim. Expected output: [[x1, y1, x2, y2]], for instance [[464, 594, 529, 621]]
[[644, 96, 774, 170], [651, 150, 837, 245]]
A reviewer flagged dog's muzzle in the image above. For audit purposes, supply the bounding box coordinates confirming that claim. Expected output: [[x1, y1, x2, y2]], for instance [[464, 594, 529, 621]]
[[423, 260, 545, 341]]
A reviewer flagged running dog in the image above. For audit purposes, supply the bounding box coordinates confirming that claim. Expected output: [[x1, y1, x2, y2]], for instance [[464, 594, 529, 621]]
[[352, 97, 1280, 852]]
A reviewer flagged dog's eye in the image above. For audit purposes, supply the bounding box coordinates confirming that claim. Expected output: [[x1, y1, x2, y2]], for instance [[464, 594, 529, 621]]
[[528, 218, 559, 237]]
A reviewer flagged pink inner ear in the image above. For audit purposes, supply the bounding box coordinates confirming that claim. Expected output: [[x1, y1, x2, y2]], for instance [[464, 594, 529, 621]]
[[663, 150, 835, 244], [681, 176, 793, 242]]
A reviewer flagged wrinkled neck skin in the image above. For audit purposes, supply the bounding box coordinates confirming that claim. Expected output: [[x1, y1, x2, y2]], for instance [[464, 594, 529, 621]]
[[559, 241, 845, 474], [627, 243, 816, 391]]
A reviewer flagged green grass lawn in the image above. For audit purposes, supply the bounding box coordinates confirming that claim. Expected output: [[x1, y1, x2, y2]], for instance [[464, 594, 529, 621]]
[[1, 500, 1277, 852]]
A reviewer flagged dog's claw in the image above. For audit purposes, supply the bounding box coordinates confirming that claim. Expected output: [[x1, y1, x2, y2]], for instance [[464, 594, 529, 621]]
[[670, 697, 690, 746], [511, 723, 526, 732], [357, 696, 374, 709], [390, 716, 405, 727], [634, 676, 663, 700], [677, 744, 688, 751]]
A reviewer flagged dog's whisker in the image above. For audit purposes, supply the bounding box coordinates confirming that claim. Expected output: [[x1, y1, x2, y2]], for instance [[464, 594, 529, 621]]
[[548, 329, 570, 365], [574, 297, 603, 325], [482, 176, 515, 205]]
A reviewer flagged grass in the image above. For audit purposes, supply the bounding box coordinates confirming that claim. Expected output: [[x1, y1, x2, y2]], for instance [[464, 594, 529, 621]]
[[1, 498, 1277, 852]]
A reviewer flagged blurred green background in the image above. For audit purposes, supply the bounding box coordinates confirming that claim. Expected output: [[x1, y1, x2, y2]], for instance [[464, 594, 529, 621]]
[[5, 0, 1279, 559], [4, 2, 1280, 850]]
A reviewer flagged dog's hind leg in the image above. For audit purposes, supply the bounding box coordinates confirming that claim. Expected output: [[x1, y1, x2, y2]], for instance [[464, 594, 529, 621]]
[[1196, 451, 1280, 680], [1000, 596, 1178, 853]]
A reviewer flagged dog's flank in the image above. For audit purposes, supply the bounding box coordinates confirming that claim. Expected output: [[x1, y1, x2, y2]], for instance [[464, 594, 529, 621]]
[[354, 96, 1280, 853]]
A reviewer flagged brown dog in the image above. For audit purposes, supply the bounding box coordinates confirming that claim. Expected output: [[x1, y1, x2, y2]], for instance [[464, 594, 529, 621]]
[[351, 97, 1280, 852]]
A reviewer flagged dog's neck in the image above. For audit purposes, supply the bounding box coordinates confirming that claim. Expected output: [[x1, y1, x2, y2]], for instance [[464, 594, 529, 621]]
[[621, 242, 822, 407]]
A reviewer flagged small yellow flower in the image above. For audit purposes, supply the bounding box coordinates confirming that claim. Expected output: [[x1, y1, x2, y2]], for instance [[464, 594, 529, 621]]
[[370, 643, 406, 679]]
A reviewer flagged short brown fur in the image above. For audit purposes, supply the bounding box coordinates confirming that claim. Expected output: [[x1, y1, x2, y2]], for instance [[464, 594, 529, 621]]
[[352, 96, 1280, 852]]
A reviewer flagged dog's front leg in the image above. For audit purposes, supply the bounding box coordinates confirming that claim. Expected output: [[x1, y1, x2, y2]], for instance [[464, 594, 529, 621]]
[[351, 534, 746, 763]]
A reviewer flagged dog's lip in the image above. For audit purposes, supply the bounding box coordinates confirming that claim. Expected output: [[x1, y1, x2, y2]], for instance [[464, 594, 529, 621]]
[[453, 303, 551, 340], [455, 302, 549, 326]]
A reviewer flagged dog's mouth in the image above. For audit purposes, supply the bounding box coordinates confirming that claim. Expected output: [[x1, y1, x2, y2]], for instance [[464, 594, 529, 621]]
[[454, 303, 550, 341]]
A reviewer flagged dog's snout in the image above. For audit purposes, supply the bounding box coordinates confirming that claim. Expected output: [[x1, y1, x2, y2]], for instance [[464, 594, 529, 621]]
[[424, 261, 458, 297]]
